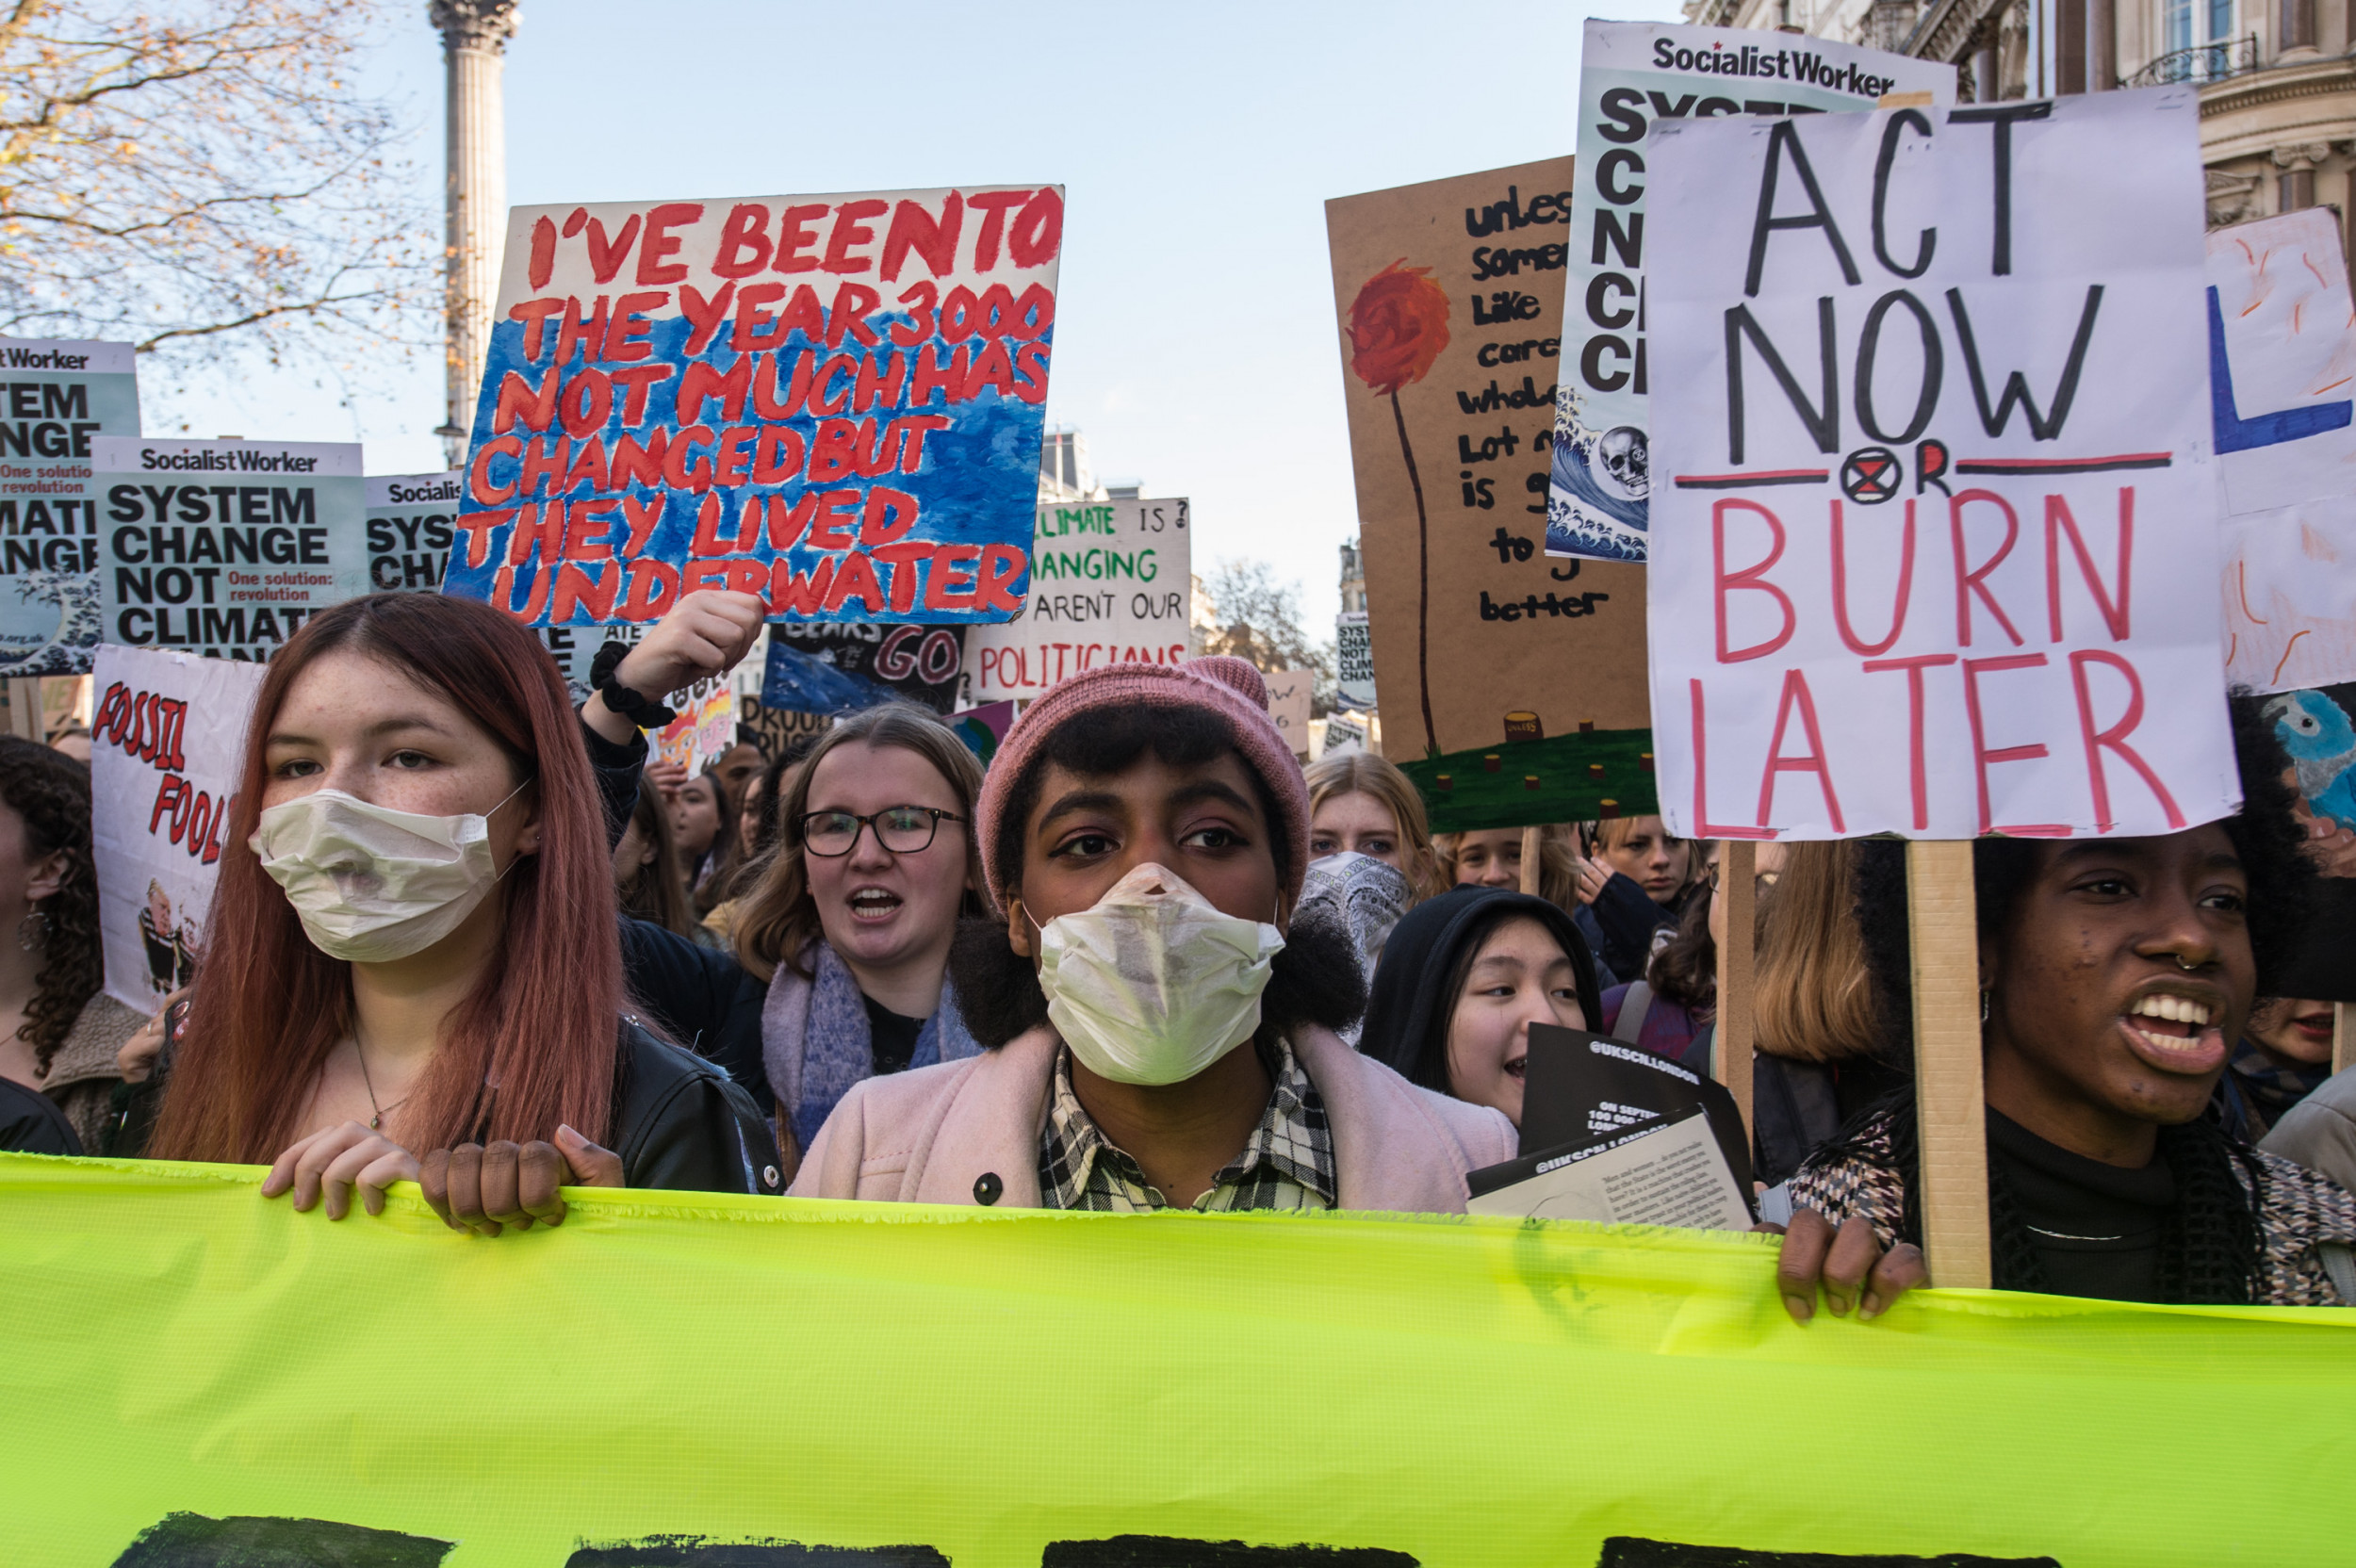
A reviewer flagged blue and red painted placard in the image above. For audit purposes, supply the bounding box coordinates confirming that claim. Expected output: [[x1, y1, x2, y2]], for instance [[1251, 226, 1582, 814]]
[[442, 186, 1062, 627]]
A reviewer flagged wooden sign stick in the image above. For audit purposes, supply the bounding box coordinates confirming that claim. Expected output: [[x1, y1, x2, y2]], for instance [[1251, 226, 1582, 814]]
[[2335, 1003, 2349, 1077], [1714, 840, 1756, 1139], [1906, 840, 1991, 1289], [1519, 825, 1544, 897]]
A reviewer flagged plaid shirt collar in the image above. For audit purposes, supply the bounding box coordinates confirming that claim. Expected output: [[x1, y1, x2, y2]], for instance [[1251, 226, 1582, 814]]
[[1038, 1035, 1336, 1212]]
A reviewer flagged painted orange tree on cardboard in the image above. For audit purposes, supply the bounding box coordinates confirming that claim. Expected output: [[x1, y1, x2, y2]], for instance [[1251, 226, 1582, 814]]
[[1345, 260, 1448, 757]]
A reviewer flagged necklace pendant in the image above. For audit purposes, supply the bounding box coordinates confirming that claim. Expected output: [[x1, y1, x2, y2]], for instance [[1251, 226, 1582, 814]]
[[369, 1115, 381, 1130]]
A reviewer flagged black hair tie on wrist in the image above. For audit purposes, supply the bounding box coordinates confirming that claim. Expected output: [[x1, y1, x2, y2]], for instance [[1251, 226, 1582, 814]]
[[588, 639, 678, 728]]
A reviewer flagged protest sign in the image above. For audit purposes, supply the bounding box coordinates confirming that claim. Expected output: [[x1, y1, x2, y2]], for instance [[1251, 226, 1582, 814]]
[[962, 497, 1190, 701], [1264, 667, 1313, 760], [1546, 22, 1955, 564], [1645, 90, 2236, 841], [1328, 157, 1654, 830], [652, 674, 737, 774], [1335, 608, 1376, 710], [87, 645, 265, 1009], [949, 698, 1016, 765], [9, 1155, 2355, 1567], [2256, 683, 2356, 999], [365, 471, 461, 593], [0, 338, 139, 677], [94, 438, 368, 663], [761, 620, 963, 714], [735, 694, 830, 760], [440, 187, 1061, 629], [2205, 209, 2356, 693]]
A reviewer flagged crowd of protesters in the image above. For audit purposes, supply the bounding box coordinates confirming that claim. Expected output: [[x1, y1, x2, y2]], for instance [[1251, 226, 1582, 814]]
[[3, 588, 2351, 1315]]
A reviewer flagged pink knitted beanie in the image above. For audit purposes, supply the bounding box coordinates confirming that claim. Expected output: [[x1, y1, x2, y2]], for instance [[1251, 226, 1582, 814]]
[[974, 656, 1311, 911]]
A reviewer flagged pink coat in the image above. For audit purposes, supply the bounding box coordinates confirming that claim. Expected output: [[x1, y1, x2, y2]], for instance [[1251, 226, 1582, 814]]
[[789, 1023, 1516, 1213]]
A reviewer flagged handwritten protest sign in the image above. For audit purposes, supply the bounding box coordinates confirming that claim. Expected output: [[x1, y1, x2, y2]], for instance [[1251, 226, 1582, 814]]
[[761, 621, 963, 715], [1265, 667, 1313, 759], [0, 338, 139, 676], [1547, 23, 1955, 564], [440, 187, 1061, 629], [1646, 90, 2235, 840], [2206, 209, 2356, 693], [963, 497, 1191, 701], [93, 438, 367, 662], [1328, 157, 1653, 829], [654, 675, 737, 774], [89, 645, 265, 1009], [365, 471, 460, 593]]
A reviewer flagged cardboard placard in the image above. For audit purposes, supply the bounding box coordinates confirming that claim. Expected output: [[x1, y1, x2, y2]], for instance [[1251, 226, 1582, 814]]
[[1326, 157, 1654, 829], [961, 497, 1191, 700], [735, 694, 831, 760], [761, 620, 963, 715], [653, 675, 737, 774], [2207, 209, 2356, 694], [93, 439, 368, 663], [0, 338, 139, 677], [364, 471, 461, 594], [89, 645, 266, 1010], [1264, 667, 1313, 760], [440, 188, 1062, 629], [1546, 22, 1956, 564], [1646, 90, 2236, 840]]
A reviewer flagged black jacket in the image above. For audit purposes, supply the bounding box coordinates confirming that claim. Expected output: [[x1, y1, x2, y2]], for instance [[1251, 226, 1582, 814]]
[[0, 1076, 80, 1155], [613, 1020, 782, 1193], [618, 917, 774, 1114], [1586, 872, 1681, 987]]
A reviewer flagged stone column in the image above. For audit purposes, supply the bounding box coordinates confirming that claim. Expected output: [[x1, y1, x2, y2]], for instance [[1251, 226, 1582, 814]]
[[431, 0, 521, 469], [2086, 0, 2114, 90]]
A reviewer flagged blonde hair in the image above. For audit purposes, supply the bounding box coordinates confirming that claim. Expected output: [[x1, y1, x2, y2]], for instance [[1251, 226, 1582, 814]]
[[1432, 823, 1582, 912], [731, 704, 988, 983], [1753, 839, 1881, 1063], [1305, 751, 1445, 899]]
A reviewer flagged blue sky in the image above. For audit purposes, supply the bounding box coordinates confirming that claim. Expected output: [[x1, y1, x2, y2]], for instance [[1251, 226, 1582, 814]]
[[157, 0, 1682, 633]]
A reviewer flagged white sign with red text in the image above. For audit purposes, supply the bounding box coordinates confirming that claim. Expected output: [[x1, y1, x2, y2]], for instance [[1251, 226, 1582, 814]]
[[1645, 89, 2236, 840], [90, 645, 266, 1009], [962, 497, 1190, 701]]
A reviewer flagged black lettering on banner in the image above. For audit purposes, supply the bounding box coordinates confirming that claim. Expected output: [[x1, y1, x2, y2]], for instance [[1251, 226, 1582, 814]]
[[110, 1511, 453, 1566], [1744, 120, 1860, 299], [1725, 298, 1841, 461], [1596, 86, 1647, 144], [1042, 1540, 1416, 1566], [1871, 109, 1938, 279], [1946, 285, 2102, 440], [1597, 1539, 2059, 1567], [1592, 210, 1643, 270], [569, 1542, 951, 1565], [1855, 289, 1943, 445], [1595, 148, 1644, 205], [1949, 101, 2053, 277]]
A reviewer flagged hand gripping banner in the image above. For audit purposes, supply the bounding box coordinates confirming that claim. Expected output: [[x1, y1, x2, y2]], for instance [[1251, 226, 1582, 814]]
[[5, 1154, 2350, 1566]]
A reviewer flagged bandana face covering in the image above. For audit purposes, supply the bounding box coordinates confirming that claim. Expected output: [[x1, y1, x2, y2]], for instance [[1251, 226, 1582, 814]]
[[1033, 862, 1285, 1086], [250, 780, 529, 963]]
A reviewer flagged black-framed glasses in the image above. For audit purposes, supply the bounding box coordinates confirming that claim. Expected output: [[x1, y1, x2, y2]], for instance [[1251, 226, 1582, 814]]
[[799, 806, 964, 857]]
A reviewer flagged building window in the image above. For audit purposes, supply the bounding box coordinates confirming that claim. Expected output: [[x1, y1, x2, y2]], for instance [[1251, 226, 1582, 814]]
[[2281, 0, 2315, 46], [2165, 0, 2233, 51], [2282, 168, 2316, 211]]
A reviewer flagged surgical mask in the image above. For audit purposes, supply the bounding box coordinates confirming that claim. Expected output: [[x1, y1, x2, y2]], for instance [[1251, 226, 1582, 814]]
[[249, 781, 531, 963], [1031, 863, 1285, 1086]]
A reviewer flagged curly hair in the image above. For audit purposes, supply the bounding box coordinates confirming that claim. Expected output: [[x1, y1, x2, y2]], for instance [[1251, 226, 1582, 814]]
[[0, 737, 102, 1077]]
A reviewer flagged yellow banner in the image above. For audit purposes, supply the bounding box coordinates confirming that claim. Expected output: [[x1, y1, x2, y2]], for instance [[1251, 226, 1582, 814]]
[[7, 1152, 2351, 1566]]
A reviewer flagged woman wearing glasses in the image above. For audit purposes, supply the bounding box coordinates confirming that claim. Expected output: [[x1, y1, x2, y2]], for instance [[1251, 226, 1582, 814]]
[[728, 705, 989, 1181]]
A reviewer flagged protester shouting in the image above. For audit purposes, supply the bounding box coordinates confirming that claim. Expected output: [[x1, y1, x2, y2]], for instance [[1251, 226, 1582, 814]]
[[142, 593, 780, 1232], [1306, 752, 1444, 900], [1358, 886, 1604, 1130], [1775, 710, 2356, 1316], [0, 738, 150, 1154], [731, 703, 989, 1180], [791, 658, 1514, 1211]]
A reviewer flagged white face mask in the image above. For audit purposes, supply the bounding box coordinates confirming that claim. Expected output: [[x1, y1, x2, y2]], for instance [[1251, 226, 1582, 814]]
[[1031, 863, 1285, 1086], [249, 781, 530, 963]]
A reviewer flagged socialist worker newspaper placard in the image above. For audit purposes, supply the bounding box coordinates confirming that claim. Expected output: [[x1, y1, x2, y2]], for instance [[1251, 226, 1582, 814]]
[[1645, 89, 2236, 840], [1547, 22, 1954, 564], [0, 337, 139, 677], [441, 187, 1061, 628], [94, 438, 368, 662]]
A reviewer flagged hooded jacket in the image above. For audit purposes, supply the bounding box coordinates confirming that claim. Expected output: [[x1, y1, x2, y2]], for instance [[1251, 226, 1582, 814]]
[[1357, 886, 1604, 1099]]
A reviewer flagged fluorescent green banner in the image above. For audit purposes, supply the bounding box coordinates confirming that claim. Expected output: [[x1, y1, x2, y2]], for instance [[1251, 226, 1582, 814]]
[[5, 1152, 2350, 1566]]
